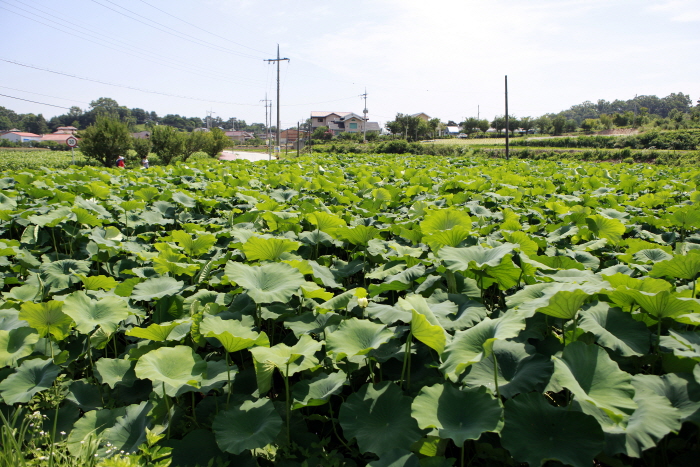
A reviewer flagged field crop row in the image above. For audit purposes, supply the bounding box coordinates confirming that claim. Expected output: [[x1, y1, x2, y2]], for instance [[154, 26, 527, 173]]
[[0, 155, 699, 466]]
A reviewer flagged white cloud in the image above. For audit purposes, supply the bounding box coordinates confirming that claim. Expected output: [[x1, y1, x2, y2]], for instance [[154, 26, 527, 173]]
[[646, 0, 700, 21]]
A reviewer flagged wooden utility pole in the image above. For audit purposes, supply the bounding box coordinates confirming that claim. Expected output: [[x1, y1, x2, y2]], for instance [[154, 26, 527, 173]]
[[265, 45, 290, 159], [297, 121, 300, 158], [361, 88, 368, 142], [260, 94, 271, 159], [505, 75, 509, 161]]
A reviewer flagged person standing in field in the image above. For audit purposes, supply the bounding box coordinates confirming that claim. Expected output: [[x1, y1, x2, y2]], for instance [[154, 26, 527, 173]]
[[141, 156, 149, 169], [116, 156, 126, 168]]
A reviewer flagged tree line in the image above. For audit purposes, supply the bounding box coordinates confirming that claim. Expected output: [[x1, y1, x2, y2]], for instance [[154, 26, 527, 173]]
[[79, 116, 231, 167], [0, 97, 270, 134]]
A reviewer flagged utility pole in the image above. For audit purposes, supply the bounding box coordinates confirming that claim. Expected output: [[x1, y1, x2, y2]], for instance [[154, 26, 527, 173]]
[[477, 105, 480, 120], [361, 88, 368, 142], [297, 121, 300, 158], [505, 75, 509, 161], [260, 94, 271, 159], [265, 45, 290, 159], [206, 109, 215, 130]]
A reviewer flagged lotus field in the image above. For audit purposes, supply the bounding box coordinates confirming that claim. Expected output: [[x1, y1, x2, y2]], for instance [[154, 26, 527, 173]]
[[2, 154, 700, 467]]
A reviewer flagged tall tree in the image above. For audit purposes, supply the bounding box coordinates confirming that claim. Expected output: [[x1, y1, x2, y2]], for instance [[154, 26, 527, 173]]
[[78, 116, 132, 167], [150, 125, 184, 165], [491, 116, 506, 135], [460, 117, 480, 137]]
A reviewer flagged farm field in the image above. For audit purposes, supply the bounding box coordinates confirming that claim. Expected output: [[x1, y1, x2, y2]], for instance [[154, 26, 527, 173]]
[[1, 154, 700, 467]]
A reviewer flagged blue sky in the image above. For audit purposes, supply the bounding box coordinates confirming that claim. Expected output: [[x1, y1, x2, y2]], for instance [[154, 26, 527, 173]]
[[1, 0, 698, 129]]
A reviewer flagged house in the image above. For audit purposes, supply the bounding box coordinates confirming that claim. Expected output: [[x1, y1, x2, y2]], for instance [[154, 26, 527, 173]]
[[53, 126, 78, 135], [310, 111, 381, 135], [411, 113, 431, 122], [0, 131, 42, 143], [40, 134, 76, 145], [225, 130, 255, 143], [445, 126, 461, 136]]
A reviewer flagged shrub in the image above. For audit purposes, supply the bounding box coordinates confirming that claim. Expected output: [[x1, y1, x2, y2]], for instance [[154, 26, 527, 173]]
[[77, 116, 132, 167]]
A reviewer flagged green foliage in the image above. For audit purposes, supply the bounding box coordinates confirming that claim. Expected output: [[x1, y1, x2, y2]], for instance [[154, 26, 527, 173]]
[[150, 125, 183, 165], [77, 116, 132, 167], [0, 154, 699, 466]]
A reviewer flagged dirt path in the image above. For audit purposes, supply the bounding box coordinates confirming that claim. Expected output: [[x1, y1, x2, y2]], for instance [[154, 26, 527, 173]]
[[219, 150, 273, 162]]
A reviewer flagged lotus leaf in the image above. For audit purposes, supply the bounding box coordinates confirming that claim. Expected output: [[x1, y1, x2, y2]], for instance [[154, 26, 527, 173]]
[[213, 398, 282, 455], [134, 345, 207, 396]]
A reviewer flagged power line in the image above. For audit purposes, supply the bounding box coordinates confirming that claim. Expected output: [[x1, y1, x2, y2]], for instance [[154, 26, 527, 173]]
[[0, 58, 262, 107], [135, 0, 270, 56], [2, 1, 267, 87], [0, 93, 73, 110], [90, 0, 266, 60], [0, 86, 91, 106]]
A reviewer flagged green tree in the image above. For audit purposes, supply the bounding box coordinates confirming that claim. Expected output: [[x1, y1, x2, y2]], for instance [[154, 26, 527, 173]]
[[78, 116, 132, 167], [478, 119, 490, 135], [491, 116, 506, 135], [132, 137, 152, 160], [460, 117, 480, 137], [551, 115, 567, 135], [312, 126, 332, 141], [599, 114, 614, 130], [508, 116, 520, 136], [21, 113, 49, 135], [151, 125, 184, 165], [534, 116, 552, 134], [580, 119, 598, 133], [428, 118, 441, 138], [204, 127, 230, 158], [183, 130, 209, 161], [519, 116, 534, 135], [385, 113, 424, 141]]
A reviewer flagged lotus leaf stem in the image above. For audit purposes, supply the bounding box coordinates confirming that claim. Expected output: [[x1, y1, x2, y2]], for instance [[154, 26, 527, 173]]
[[493, 353, 501, 402], [284, 364, 291, 447]]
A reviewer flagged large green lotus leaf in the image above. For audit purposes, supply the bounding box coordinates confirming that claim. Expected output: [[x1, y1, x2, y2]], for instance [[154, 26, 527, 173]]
[[669, 206, 700, 229], [213, 398, 282, 455], [102, 401, 153, 455], [423, 226, 472, 252], [325, 317, 394, 361], [225, 262, 305, 304], [339, 382, 422, 456], [200, 315, 269, 353], [632, 249, 674, 264], [517, 282, 603, 320], [0, 327, 39, 367], [578, 301, 651, 356], [505, 282, 556, 310], [18, 301, 72, 340], [0, 358, 60, 404], [131, 277, 184, 301], [532, 255, 584, 271], [284, 311, 342, 338], [462, 340, 553, 399], [551, 341, 637, 422], [411, 382, 502, 446], [440, 311, 526, 381], [586, 214, 625, 245], [650, 251, 700, 280], [503, 231, 539, 256], [40, 259, 91, 292], [501, 392, 604, 467], [200, 359, 238, 393], [660, 330, 700, 360], [306, 211, 347, 232], [398, 295, 446, 355], [291, 370, 347, 410], [598, 375, 682, 458], [547, 224, 579, 242], [316, 288, 364, 312], [439, 243, 515, 271], [369, 264, 426, 297], [95, 358, 137, 388], [168, 429, 227, 467], [367, 449, 420, 467], [241, 236, 301, 262], [62, 290, 130, 335], [170, 229, 216, 257], [419, 208, 472, 235], [638, 373, 700, 425], [77, 274, 119, 291], [126, 319, 190, 342], [602, 273, 672, 309], [134, 345, 207, 397], [172, 191, 196, 207], [67, 406, 126, 455], [250, 334, 322, 393], [333, 225, 381, 246], [631, 290, 700, 319]]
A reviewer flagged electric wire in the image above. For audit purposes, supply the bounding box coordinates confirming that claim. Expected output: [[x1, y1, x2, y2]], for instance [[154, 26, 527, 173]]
[[135, 0, 270, 56], [0, 58, 262, 107], [0, 93, 73, 110], [89, 0, 267, 60], [0, 86, 92, 106], [2, 0, 268, 87]]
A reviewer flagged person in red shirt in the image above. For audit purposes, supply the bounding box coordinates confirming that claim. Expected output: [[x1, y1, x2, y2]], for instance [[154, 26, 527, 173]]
[[116, 156, 125, 168]]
